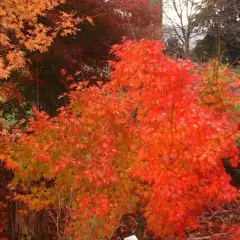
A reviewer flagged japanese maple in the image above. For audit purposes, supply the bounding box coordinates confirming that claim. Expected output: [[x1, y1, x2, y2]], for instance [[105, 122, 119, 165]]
[[110, 40, 239, 237], [0, 0, 87, 79], [3, 40, 239, 239], [3, 82, 139, 239]]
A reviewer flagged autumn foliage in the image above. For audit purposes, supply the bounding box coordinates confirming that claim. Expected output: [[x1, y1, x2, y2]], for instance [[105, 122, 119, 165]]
[[0, 0, 162, 79], [0, 0, 88, 79], [198, 59, 240, 117], [3, 40, 240, 239]]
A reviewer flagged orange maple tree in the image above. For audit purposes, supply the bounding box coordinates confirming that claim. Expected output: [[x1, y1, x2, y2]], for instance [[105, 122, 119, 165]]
[[0, 0, 91, 79], [110, 40, 239, 237], [2, 40, 239, 239], [198, 59, 240, 117]]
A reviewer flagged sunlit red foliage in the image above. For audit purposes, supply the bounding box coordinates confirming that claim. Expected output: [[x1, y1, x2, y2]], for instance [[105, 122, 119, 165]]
[[3, 40, 239, 239], [110, 40, 239, 237]]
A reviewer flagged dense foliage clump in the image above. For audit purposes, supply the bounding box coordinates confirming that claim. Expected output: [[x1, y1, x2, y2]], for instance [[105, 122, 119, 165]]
[[3, 40, 239, 239]]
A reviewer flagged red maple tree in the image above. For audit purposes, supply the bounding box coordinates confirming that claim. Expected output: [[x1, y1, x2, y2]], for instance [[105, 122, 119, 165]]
[[2, 40, 239, 239]]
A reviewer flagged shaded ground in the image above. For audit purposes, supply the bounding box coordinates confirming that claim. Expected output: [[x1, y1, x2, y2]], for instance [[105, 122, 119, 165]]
[[112, 193, 240, 240], [188, 196, 240, 240]]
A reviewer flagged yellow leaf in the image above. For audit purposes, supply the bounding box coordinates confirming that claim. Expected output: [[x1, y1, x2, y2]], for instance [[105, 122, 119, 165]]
[[86, 16, 95, 25]]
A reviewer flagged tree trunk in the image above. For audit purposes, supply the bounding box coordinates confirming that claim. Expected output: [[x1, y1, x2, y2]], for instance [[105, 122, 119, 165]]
[[8, 201, 55, 239], [184, 39, 191, 58], [0, 163, 55, 240]]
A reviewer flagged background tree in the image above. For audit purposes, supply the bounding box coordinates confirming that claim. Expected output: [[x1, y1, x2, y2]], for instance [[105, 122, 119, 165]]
[[196, 0, 240, 64], [198, 0, 240, 47], [163, 0, 203, 58], [194, 34, 232, 63], [164, 35, 184, 58]]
